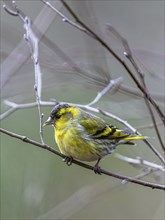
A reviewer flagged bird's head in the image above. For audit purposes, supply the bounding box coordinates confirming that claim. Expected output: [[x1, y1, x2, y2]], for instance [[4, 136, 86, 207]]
[[43, 103, 80, 129]]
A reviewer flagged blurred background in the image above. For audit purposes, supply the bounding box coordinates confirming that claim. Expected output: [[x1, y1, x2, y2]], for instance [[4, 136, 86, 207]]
[[1, 0, 164, 219]]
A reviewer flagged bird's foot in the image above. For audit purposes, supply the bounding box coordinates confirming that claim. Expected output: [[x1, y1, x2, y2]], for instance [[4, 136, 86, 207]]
[[63, 156, 73, 166], [94, 158, 102, 175]]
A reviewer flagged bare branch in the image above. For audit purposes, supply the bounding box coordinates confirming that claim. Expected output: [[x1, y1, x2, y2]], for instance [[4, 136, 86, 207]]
[[0, 100, 55, 120], [40, 0, 92, 36], [88, 77, 123, 106], [23, 17, 44, 143], [115, 153, 165, 171], [3, 3, 18, 16], [0, 127, 164, 190], [3, 2, 45, 143], [134, 168, 161, 181]]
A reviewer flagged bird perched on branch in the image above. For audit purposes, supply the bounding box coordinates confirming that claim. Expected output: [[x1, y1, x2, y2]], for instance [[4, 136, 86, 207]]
[[44, 103, 145, 174]]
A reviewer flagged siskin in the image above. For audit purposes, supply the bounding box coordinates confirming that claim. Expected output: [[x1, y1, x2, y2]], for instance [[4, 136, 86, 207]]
[[44, 103, 145, 173]]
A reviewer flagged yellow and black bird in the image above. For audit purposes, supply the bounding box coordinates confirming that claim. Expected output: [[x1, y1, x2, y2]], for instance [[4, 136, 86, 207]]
[[44, 103, 145, 173]]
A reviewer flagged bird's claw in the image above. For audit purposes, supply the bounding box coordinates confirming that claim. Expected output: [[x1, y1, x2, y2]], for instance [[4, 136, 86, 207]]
[[94, 165, 102, 175], [63, 156, 73, 166]]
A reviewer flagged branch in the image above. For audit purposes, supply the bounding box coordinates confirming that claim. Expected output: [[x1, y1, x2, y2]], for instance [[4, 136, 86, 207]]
[[23, 17, 44, 143], [0, 127, 164, 190], [40, 0, 91, 35], [115, 153, 165, 171], [0, 100, 55, 120], [134, 169, 159, 180], [87, 77, 123, 106], [3, 2, 44, 143]]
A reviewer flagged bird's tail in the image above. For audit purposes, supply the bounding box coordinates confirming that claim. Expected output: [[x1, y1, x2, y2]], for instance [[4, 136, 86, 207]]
[[123, 135, 146, 141], [117, 134, 147, 146]]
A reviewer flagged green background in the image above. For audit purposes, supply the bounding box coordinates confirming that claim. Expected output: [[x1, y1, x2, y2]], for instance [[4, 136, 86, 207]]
[[1, 1, 164, 219]]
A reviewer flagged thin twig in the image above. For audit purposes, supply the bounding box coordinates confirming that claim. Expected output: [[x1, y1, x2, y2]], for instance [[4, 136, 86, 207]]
[[123, 168, 160, 184], [3, 3, 18, 16], [0, 127, 164, 190], [134, 168, 158, 180], [88, 77, 123, 106], [40, 0, 92, 36], [24, 17, 44, 144], [0, 100, 55, 120], [3, 2, 45, 144], [115, 153, 165, 171], [143, 98, 165, 150]]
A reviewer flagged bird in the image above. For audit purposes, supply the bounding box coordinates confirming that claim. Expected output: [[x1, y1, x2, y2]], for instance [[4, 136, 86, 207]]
[[43, 103, 145, 174]]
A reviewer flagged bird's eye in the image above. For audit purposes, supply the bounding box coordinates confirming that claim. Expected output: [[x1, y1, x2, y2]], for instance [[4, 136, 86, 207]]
[[55, 114, 61, 119]]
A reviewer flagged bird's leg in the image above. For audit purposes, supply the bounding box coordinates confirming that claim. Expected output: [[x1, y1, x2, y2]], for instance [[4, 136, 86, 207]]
[[63, 156, 73, 166], [94, 158, 102, 175]]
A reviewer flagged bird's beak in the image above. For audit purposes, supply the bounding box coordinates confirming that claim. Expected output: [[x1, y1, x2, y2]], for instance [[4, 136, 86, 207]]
[[43, 117, 54, 127]]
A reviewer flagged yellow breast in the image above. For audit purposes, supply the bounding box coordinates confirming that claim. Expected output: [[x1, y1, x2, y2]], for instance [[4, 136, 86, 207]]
[[54, 126, 100, 162]]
